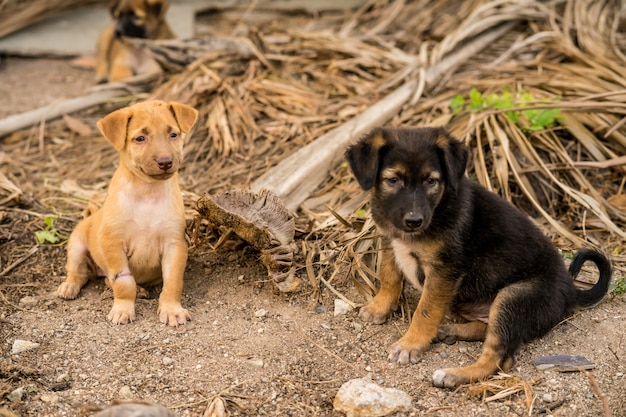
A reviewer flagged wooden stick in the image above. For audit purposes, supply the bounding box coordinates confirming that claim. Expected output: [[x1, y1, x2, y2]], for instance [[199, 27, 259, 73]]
[[251, 22, 517, 212]]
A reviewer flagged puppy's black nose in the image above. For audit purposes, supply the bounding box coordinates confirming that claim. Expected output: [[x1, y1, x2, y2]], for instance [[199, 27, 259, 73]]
[[157, 157, 173, 171], [403, 212, 424, 230]]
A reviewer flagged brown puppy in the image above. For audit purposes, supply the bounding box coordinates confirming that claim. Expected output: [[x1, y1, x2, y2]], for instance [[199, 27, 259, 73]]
[[346, 126, 612, 388], [58, 100, 198, 327], [95, 0, 175, 83]]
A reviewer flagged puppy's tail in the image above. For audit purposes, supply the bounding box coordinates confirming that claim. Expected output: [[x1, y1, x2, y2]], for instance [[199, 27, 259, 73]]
[[569, 248, 612, 309]]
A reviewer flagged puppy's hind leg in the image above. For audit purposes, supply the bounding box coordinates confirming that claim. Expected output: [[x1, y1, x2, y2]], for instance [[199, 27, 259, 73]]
[[437, 321, 488, 345], [58, 223, 92, 299]]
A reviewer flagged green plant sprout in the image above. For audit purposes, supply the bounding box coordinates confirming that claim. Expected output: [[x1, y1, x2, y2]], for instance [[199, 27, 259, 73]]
[[35, 215, 68, 245], [450, 88, 562, 131]]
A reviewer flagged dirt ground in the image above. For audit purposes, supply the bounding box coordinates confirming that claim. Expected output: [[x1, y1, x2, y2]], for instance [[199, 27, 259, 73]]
[[1, 56, 625, 417]]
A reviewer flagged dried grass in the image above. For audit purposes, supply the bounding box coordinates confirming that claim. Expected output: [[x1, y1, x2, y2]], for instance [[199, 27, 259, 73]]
[[1, 0, 625, 301]]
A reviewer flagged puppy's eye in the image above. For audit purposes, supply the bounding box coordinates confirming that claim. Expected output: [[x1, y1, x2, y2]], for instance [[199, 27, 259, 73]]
[[385, 177, 399, 186], [425, 177, 439, 187], [134, 135, 146, 143], [169, 132, 179, 140]]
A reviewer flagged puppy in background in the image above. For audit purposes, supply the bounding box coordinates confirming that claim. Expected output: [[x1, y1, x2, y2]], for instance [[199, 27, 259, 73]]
[[95, 0, 175, 83], [346, 126, 612, 388], [57, 100, 198, 327]]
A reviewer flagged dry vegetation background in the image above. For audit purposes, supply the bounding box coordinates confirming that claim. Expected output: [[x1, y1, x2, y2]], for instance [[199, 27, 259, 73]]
[[1, 0, 626, 416]]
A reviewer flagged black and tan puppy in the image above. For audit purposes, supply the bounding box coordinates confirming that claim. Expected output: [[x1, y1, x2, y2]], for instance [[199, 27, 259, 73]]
[[95, 0, 175, 83], [346, 126, 612, 388]]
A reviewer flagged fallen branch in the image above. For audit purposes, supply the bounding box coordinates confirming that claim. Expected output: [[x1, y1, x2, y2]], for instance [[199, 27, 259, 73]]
[[251, 22, 517, 211], [0, 75, 158, 138]]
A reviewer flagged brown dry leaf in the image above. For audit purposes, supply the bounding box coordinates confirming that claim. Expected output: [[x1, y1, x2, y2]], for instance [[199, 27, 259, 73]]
[[607, 194, 626, 211], [63, 114, 92, 136]]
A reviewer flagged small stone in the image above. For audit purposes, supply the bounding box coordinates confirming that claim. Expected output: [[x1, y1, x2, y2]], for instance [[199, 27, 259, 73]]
[[334, 299, 353, 316], [334, 378, 412, 416], [19, 296, 38, 305], [439, 352, 449, 359], [11, 339, 40, 354], [248, 359, 264, 368], [321, 323, 332, 330], [119, 385, 132, 399], [56, 373, 70, 383], [41, 393, 60, 404], [315, 305, 328, 314], [542, 393, 554, 403], [7, 388, 23, 402], [162, 357, 174, 366], [254, 309, 268, 318]]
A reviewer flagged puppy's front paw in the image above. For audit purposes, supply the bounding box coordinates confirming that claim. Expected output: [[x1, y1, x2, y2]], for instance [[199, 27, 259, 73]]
[[108, 300, 136, 324], [432, 368, 465, 388], [388, 336, 428, 365], [57, 282, 82, 299], [359, 299, 392, 324], [158, 302, 191, 327]]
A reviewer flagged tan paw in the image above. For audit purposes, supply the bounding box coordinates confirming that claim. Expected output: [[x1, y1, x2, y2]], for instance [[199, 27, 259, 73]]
[[107, 300, 136, 324], [158, 302, 191, 327], [57, 282, 82, 299], [432, 368, 466, 388], [358, 299, 392, 324], [388, 336, 429, 365]]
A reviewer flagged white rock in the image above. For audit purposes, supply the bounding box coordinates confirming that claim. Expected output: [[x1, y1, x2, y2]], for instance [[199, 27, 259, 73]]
[[19, 296, 38, 305], [543, 393, 554, 403], [248, 359, 264, 368], [334, 378, 412, 416], [41, 393, 60, 404], [162, 357, 174, 366], [7, 387, 23, 402], [334, 299, 353, 316], [119, 385, 133, 399], [11, 339, 40, 354], [254, 309, 269, 318]]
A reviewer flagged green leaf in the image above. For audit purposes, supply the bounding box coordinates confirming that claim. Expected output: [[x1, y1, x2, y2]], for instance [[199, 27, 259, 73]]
[[36, 230, 60, 244], [468, 88, 484, 110], [449, 95, 465, 112], [355, 209, 367, 218]]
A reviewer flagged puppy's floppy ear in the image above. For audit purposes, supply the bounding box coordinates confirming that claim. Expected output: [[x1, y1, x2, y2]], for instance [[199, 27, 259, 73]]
[[146, 0, 169, 18], [345, 127, 388, 191], [108, 0, 121, 17], [97, 107, 133, 152], [168, 102, 198, 133], [435, 129, 469, 191]]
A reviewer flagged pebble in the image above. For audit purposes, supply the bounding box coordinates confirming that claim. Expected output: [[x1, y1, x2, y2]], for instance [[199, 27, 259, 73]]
[[334, 299, 353, 316], [119, 385, 133, 399], [162, 357, 174, 366], [439, 352, 449, 359], [7, 388, 23, 402], [248, 359, 264, 368], [19, 296, 38, 305], [254, 309, 268, 318], [56, 373, 70, 383], [543, 393, 554, 402], [315, 305, 328, 314], [40, 394, 60, 404], [333, 378, 412, 416], [11, 339, 40, 354]]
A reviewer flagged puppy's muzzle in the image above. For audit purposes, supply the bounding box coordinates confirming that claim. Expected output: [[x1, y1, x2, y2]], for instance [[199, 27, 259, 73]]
[[403, 212, 424, 231], [157, 157, 173, 172]]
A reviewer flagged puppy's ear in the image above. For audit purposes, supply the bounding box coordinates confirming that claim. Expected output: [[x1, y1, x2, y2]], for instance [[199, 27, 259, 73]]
[[345, 127, 388, 191], [146, 0, 169, 18], [435, 130, 469, 191], [108, 0, 121, 17], [97, 107, 133, 152], [168, 102, 198, 133]]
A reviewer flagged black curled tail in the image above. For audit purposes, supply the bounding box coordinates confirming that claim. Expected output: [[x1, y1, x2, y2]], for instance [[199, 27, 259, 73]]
[[569, 248, 612, 308]]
